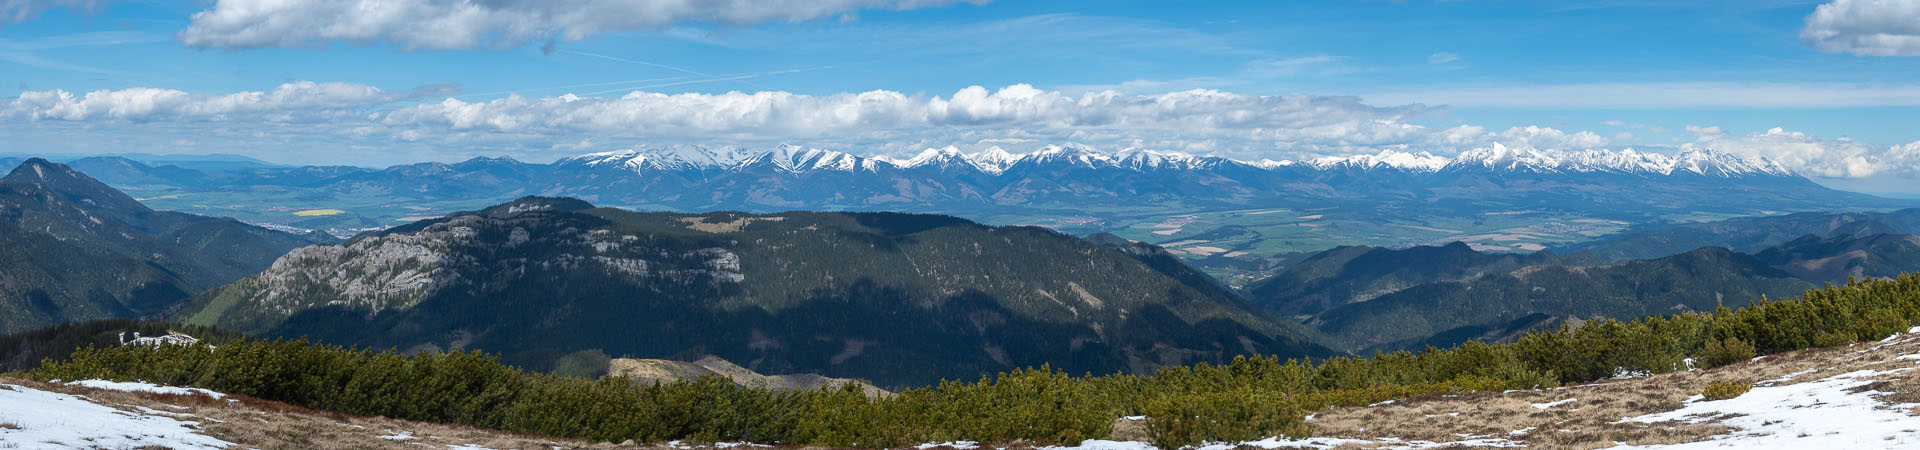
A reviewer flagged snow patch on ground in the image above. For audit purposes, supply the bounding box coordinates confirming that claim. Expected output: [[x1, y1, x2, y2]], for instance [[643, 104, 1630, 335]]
[[1612, 367, 1920, 448], [1199, 436, 1524, 449], [67, 379, 227, 399], [918, 441, 981, 449], [1530, 398, 1576, 410], [1041, 439, 1160, 450], [0, 383, 233, 450], [1020, 436, 1530, 450], [1764, 368, 1817, 385], [664, 440, 767, 449]]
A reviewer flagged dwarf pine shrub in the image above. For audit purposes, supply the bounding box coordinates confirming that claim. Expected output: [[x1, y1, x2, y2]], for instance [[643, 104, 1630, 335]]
[[1702, 381, 1753, 401]]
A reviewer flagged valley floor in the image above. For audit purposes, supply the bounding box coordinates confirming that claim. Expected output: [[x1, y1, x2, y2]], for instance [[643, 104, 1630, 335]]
[[5, 330, 1920, 449]]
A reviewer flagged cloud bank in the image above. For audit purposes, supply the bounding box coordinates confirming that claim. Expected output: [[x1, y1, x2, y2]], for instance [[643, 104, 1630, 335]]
[[178, 0, 987, 50], [4, 81, 447, 121], [1696, 128, 1919, 179], [1802, 0, 1920, 57], [5, 82, 1917, 179]]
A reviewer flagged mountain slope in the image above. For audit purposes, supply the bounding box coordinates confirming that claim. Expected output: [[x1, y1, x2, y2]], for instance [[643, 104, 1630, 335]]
[[1309, 247, 1814, 351], [1755, 233, 1920, 284], [0, 159, 324, 333], [608, 356, 890, 397], [1246, 236, 1908, 352], [180, 197, 1336, 387], [1243, 241, 1598, 318], [1555, 208, 1920, 261]]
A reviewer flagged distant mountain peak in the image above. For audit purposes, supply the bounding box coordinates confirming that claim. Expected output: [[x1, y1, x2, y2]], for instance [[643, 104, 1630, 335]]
[[1447, 144, 1792, 177], [1021, 143, 1117, 169], [5, 157, 62, 180], [1308, 150, 1449, 172], [1116, 149, 1205, 171], [966, 146, 1023, 174], [896, 146, 980, 171], [1, 158, 151, 213], [757, 144, 883, 172], [456, 155, 525, 166]]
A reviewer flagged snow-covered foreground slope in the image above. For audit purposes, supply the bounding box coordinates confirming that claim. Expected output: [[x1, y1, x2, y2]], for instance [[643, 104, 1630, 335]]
[[0, 379, 612, 449], [1613, 366, 1920, 448], [0, 381, 232, 450]]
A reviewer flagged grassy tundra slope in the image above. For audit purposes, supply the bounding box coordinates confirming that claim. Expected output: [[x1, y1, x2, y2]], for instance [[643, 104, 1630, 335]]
[[7, 329, 1919, 449]]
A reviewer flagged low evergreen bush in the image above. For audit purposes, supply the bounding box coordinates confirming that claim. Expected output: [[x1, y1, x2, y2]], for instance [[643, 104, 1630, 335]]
[[1702, 381, 1752, 401], [1700, 337, 1756, 369]]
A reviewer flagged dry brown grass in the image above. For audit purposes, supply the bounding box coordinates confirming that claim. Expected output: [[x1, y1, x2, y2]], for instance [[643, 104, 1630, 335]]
[[1295, 331, 1920, 449], [678, 215, 784, 233], [7, 331, 1920, 449]]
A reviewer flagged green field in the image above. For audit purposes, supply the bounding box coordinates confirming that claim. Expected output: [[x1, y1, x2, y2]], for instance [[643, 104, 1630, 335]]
[[987, 205, 1641, 286], [120, 186, 509, 238]]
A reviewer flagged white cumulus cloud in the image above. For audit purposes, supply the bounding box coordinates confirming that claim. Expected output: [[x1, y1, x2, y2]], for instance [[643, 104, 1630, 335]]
[[1698, 127, 1920, 178], [178, 0, 987, 50], [3, 81, 444, 122], [374, 84, 1436, 142], [1488, 125, 1611, 149], [1685, 124, 1726, 141], [1802, 0, 1920, 56]]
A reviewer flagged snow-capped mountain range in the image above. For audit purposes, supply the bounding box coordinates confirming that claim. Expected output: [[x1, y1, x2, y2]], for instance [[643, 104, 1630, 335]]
[[23, 141, 1888, 224], [559, 142, 1795, 178]]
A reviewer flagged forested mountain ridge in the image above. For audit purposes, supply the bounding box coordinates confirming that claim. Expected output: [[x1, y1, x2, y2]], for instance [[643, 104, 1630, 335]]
[[1243, 241, 1601, 318], [179, 196, 1336, 387], [0, 159, 324, 333], [1256, 229, 1920, 352], [1554, 208, 1920, 261], [1755, 233, 1920, 284], [1307, 246, 1815, 351]]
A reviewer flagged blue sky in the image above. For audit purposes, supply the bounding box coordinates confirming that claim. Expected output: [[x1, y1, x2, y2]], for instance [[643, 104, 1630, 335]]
[[2, 0, 1918, 191]]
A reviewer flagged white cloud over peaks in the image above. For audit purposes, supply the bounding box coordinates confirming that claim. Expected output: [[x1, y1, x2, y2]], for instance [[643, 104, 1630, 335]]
[[179, 0, 986, 50], [378, 84, 1434, 141], [1802, 0, 1920, 56], [3, 81, 438, 122], [1699, 128, 1920, 178], [34, 82, 1914, 181], [4, 82, 1457, 162], [1685, 124, 1726, 141], [1489, 125, 1610, 149]]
